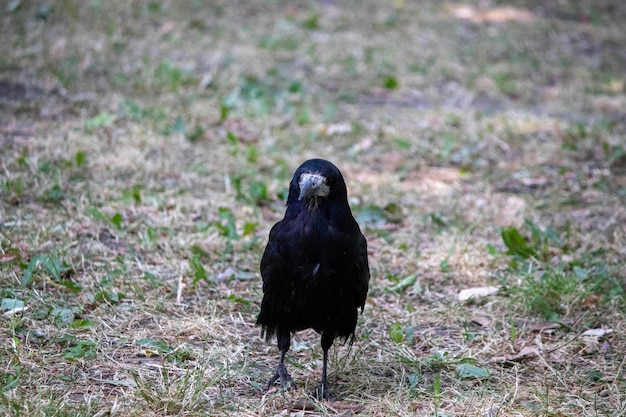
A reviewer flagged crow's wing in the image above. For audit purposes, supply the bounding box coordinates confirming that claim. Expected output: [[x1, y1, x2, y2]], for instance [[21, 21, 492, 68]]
[[355, 231, 370, 312]]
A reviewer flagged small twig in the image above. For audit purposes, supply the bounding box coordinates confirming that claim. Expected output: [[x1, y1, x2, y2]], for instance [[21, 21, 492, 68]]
[[541, 312, 590, 355], [176, 275, 185, 304]]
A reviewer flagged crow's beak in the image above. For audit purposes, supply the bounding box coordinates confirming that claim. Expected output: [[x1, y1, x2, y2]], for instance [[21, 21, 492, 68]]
[[298, 173, 329, 200]]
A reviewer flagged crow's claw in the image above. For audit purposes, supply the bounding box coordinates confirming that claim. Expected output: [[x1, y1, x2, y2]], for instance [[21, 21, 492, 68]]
[[268, 363, 294, 390]]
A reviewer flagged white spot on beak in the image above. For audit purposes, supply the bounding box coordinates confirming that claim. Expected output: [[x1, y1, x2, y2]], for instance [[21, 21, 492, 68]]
[[299, 173, 330, 200]]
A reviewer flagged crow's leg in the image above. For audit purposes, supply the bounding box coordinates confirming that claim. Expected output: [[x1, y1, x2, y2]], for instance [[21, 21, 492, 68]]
[[268, 331, 294, 389], [315, 331, 335, 400]]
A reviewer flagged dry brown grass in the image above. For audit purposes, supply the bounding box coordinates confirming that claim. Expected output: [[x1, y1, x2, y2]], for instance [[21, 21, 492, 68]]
[[1, 1, 625, 416]]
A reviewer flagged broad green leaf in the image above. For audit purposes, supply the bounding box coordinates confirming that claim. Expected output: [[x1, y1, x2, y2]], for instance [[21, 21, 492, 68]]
[[587, 370, 603, 382], [63, 340, 97, 361], [520, 401, 541, 411], [573, 266, 588, 280], [71, 319, 96, 329], [137, 338, 172, 354], [356, 205, 387, 228], [21, 254, 70, 286], [456, 363, 490, 380], [407, 373, 419, 388], [51, 307, 75, 325], [59, 280, 82, 293], [1, 298, 25, 311], [95, 289, 121, 304], [21, 256, 39, 286], [389, 322, 404, 344], [501, 226, 535, 258]]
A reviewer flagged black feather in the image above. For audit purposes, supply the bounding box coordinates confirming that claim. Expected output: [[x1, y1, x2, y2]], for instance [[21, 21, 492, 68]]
[[256, 158, 370, 400]]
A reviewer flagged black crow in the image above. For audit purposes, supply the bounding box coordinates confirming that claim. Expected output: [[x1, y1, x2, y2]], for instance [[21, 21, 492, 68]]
[[256, 158, 370, 400]]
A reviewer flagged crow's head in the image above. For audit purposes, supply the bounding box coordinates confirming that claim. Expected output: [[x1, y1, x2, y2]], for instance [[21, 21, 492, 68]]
[[287, 159, 348, 207]]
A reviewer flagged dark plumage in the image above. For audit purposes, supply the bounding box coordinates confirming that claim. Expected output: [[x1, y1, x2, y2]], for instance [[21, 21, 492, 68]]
[[256, 158, 370, 400]]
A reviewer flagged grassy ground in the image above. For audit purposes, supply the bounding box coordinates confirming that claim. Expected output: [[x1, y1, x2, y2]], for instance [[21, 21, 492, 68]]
[[1, 1, 625, 416]]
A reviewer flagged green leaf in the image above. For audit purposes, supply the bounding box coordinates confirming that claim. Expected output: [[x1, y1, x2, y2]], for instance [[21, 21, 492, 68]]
[[227, 294, 251, 306], [456, 363, 490, 380], [36, 3, 53, 20], [501, 226, 535, 258], [573, 266, 588, 280], [0, 360, 22, 390], [71, 319, 96, 329], [58, 280, 82, 293], [21, 254, 71, 286], [249, 181, 268, 203], [246, 145, 259, 163], [75, 151, 86, 167], [217, 207, 239, 240], [433, 373, 441, 397], [356, 205, 387, 228], [21, 256, 38, 286], [185, 124, 204, 142], [143, 271, 160, 285], [137, 338, 172, 354], [6, 0, 22, 13], [520, 401, 541, 411], [429, 212, 448, 228], [189, 255, 208, 285], [226, 131, 239, 146], [243, 222, 257, 236], [171, 116, 185, 133], [85, 112, 117, 130], [404, 325, 415, 343], [123, 185, 142, 204], [95, 289, 122, 304], [51, 307, 75, 325], [111, 213, 123, 229], [393, 137, 411, 149], [587, 370, 603, 382], [219, 101, 231, 123], [301, 13, 319, 30], [40, 184, 65, 203], [189, 244, 210, 259], [386, 275, 417, 293], [63, 339, 97, 361], [41, 254, 69, 281], [382, 75, 399, 89], [389, 322, 404, 344], [1, 298, 25, 311]]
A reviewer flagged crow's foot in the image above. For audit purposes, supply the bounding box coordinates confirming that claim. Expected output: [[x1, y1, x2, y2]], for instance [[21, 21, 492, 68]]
[[314, 382, 334, 401], [268, 363, 294, 390]]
